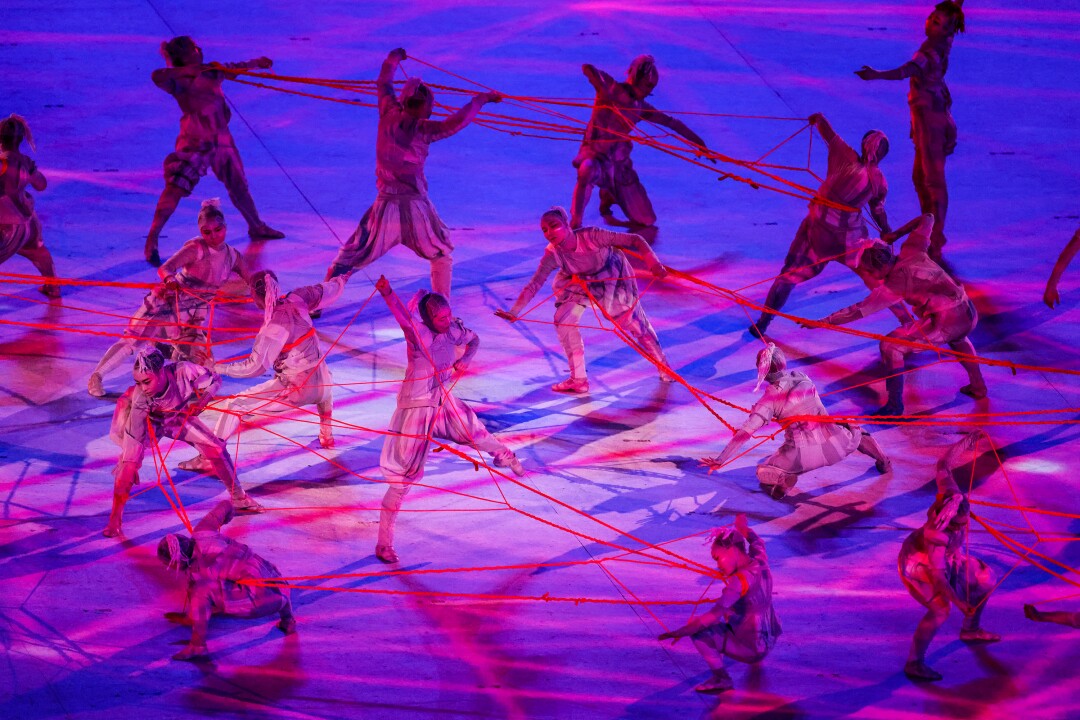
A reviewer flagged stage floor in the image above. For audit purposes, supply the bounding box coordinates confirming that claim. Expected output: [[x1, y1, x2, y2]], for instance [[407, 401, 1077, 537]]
[[3, 1, 1080, 718]]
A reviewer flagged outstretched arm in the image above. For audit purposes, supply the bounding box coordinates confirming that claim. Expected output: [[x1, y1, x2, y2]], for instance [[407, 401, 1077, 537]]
[[1045, 228, 1080, 308], [194, 499, 235, 533], [620, 232, 667, 277], [378, 48, 406, 113], [855, 61, 919, 82], [812, 285, 903, 327], [375, 276, 420, 346], [215, 323, 287, 379], [420, 90, 502, 143], [499, 251, 559, 321], [582, 63, 616, 94], [642, 106, 710, 157]]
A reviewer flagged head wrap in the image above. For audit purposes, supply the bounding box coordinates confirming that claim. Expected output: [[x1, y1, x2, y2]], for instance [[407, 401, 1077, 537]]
[[753, 342, 786, 391], [627, 55, 659, 94], [399, 77, 433, 118], [861, 130, 889, 165], [251, 270, 280, 328], [0, 114, 34, 151], [198, 197, 225, 226], [133, 346, 166, 375], [158, 533, 194, 570], [708, 525, 749, 556], [160, 36, 201, 67], [541, 205, 571, 225], [851, 237, 891, 269]]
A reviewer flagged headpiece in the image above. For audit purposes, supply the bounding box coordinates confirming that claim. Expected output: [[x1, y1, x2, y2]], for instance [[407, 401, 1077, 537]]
[[0, 114, 34, 151], [133, 346, 166, 375], [250, 269, 280, 328], [861, 129, 889, 164], [754, 342, 786, 391], [541, 205, 570, 225], [627, 55, 659, 94]]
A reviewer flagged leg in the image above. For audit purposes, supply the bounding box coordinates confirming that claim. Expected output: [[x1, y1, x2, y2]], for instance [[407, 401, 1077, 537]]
[[146, 185, 188, 266], [103, 463, 139, 537], [317, 398, 334, 449], [179, 418, 261, 511], [89, 338, 140, 396], [750, 219, 823, 337], [856, 429, 891, 474], [912, 113, 950, 260], [430, 254, 452, 298], [211, 145, 283, 239], [690, 627, 736, 694], [553, 302, 589, 392], [183, 378, 293, 470], [905, 591, 951, 681], [570, 158, 602, 227], [16, 220, 60, 297], [756, 463, 798, 499], [376, 408, 435, 559], [875, 321, 927, 416], [612, 161, 657, 229], [1024, 605, 1080, 629], [623, 307, 673, 381], [324, 206, 380, 281], [433, 397, 523, 476]]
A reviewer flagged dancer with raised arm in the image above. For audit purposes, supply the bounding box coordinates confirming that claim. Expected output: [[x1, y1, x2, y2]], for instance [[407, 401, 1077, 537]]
[[805, 213, 986, 416], [146, 36, 283, 265], [658, 514, 782, 694], [324, 48, 501, 297], [0, 114, 59, 297], [179, 269, 350, 472], [497, 206, 672, 394], [89, 199, 248, 397], [572, 55, 713, 234], [104, 348, 260, 538], [375, 275, 524, 564], [158, 499, 295, 661], [856, 1, 966, 262], [899, 431, 1000, 681], [700, 343, 889, 499]]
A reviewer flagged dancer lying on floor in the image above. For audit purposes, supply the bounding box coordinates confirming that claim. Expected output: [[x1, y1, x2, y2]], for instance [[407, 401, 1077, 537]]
[[145, 35, 283, 265], [158, 499, 295, 661], [105, 347, 261, 537], [89, 199, 248, 397], [0, 114, 59, 297], [803, 213, 986, 416], [899, 431, 1000, 681], [179, 269, 350, 471], [324, 47, 501, 297], [497, 206, 672, 394], [700, 343, 890, 499], [375, 275, 523, 564], [658, 514, 782, 694]]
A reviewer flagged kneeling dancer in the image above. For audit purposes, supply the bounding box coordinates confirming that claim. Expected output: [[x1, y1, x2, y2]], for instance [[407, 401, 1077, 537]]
[[375, 276, 523, 564], [658, 514, 782, 694], [807, 213, 986, 415], [180, 269, 349, 471], [158, 499, 295, 661], [899, 431, 999, 682], [701, 343, 889, 499], [498, 206, 672, 394], [105, 348, 260, 537]]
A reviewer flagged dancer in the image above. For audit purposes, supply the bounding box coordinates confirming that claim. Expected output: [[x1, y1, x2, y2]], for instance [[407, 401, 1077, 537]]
[[496, 206, 672, 394], [324, 48, 502, 296], [700, 343, 890, 498], [146, 36, 283, 266], [89, 199, 248, 397], [805, 213, 986, 415], [1044, 227, 1080, 308], [158, 499, 295, 661], [0, 114, 59, 297], [1024, 604, 1080, 630], [179, 269, 349, 471], [105, 348, 260, 538], [856, 1, 966, 262], [748, 112, 904, 338], [658, 514, 782, 694], [571, 55, 713, 233], [375, 275, 524, 564], [899, 431, 1000, 682]]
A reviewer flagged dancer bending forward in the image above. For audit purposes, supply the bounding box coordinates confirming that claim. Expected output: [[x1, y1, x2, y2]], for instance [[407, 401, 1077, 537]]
[[158, 499, 295, 661], [701, 343, 890, 499], [180, 270, 349, 471], [899, 431, 999, 681], [498, 206, 672, 394], [659, 514, 782, 694], [375, 276, 523, 564], [807, 213, 986, 416], [105, 348, 260, 537], [89, 199, 248, 397]]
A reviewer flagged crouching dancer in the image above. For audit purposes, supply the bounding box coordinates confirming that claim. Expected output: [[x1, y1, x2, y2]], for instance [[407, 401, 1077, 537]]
[[899, 431, 1000, 681], [659, 514, 782, 694], [158, 499, 295, 661], [701, 343, 890, 499], [180, 269, 349, 471], [105, 348, 260, 537], [375, 275, 523, 564]]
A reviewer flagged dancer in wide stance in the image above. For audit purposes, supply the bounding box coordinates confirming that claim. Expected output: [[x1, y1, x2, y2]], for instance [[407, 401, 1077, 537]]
[[324, 48, 502, 296], [375, 275, 523, 564], [658, 514, 782, 694], [806, 213, 986, 415], [179, 269, 349, 471], [856, 1, 966, 262], [571, 55, 713, 234], [899, 431, 999, 681], [0, 114, 59, 297], [497, 206, 672, 394], [89, 199, 248, 397], [105, 348, 260, 537], [158, 499, 295, 661], [749, 112, 903, 338], [701, 343, 890, 498], [1044, 227, 1080, 308], [146, 36, 283, 265]]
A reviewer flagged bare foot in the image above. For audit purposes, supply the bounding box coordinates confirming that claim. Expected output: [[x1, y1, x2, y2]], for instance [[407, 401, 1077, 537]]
[[904, 660, 942, 682], [277, 617, 297, 635], [164, 611, 192, 625], [960, 628, 1001, 643], [102, 523, 122, 538], [172, 643, 210, 661]]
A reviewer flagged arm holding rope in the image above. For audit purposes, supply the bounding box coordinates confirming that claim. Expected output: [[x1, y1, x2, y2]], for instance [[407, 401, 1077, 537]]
[[215, 323, 288, 379], [582, 63, 616, 94], [499, 250, 559, 321], [701, 408, 769, 473], [809, 285, 902, 328], [420, 90, 502, 143], [376, 275, 420, 346], [641, 104, 713, 162], [855, 61, 919, 82], [378, 48, 406, 113], [1045, 227, 1080, 308]]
